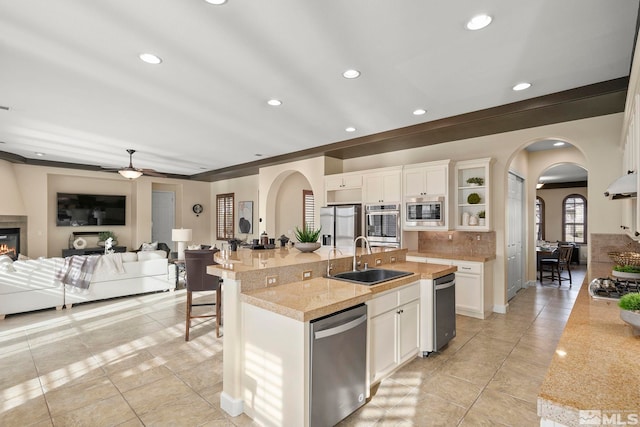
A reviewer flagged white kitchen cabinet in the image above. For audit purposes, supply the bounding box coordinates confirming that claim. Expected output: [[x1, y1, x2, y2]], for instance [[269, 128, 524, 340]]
[[363, 167, 402, 203], [368, 281, 420, 384], [325, 172, 363, 204], [403, 160, 450, 198], [455, 158, 493, 231], [406, 256, 494, 319]]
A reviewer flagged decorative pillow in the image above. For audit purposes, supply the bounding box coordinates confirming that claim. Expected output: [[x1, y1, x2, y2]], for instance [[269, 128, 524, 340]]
[[187, 244, 202, 250], [141, 241, 158, 251]]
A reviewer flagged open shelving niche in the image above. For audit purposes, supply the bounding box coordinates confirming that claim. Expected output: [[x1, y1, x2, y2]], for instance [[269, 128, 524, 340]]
[[455, 158, 493, 231]]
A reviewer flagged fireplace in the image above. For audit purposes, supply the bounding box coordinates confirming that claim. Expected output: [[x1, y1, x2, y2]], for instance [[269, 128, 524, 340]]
[[0, 228, 20, 260]]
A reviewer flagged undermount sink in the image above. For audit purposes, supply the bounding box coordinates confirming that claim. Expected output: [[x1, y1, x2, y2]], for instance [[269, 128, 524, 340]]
[[330, 268, 413, 285]]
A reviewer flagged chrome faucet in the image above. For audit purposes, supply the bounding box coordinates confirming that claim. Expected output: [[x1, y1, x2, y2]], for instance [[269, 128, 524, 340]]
[[353, 236, 372, 271], [327, 248, 343, 277]]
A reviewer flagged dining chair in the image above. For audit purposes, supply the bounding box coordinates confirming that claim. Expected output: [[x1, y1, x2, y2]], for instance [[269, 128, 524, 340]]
[[184, 249, 222, 340], [540, 245, 573, 287]]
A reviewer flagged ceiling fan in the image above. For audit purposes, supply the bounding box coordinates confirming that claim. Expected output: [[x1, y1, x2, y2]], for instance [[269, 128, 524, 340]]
[[107, 149, 167, 179]]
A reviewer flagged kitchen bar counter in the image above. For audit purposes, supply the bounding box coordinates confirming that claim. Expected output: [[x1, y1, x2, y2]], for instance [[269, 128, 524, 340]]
[[240, 261, 455, 322], [406, 250, 496, 263], [537, 262, 640, 426]]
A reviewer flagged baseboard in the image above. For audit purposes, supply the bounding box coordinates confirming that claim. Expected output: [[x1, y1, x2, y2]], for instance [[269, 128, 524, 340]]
[[220, 391, 244, 417], [493, 304, 508, 314], [525, 280, 537, 288]]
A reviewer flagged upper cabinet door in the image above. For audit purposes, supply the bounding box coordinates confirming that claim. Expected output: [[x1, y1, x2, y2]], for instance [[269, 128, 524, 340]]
[[403, 161, 449, 198], [363, 169, 402, 203]]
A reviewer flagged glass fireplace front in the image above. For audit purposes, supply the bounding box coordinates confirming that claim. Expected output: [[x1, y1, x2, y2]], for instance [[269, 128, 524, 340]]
[[0, 228, 20, 260]]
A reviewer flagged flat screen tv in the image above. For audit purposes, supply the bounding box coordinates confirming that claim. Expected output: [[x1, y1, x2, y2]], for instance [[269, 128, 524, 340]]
[[56, 193, 126, 226]]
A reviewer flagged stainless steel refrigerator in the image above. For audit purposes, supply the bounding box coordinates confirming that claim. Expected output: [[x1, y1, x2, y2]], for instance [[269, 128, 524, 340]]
[[320, 205, 362, 249]]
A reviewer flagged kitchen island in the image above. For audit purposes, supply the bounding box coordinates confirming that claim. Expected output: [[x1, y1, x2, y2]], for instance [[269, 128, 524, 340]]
[[207, 246, 454, 426], [537, 262, 640, 427]]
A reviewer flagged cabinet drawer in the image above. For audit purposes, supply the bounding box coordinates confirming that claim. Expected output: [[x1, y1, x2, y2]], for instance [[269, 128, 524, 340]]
[[368, 291, 397, 317], [398, 283, 420, 305], [453, 261, 481, 274]]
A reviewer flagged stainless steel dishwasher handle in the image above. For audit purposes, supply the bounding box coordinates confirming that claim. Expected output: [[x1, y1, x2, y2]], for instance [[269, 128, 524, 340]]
[[435, 280, 456, 290], [314, 314, 367, 340]]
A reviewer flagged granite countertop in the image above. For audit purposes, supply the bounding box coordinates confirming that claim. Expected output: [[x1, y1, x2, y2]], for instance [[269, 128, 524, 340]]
[[240, 261, 455, 322], [537, 261, 640, 426], [406, 250, 496, 263]]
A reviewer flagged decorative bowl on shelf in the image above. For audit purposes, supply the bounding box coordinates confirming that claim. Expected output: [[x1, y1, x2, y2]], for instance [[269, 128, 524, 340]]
[[295, 242, 321, 253], [612, 270, 640, 280], [467, 193, 481, 204]]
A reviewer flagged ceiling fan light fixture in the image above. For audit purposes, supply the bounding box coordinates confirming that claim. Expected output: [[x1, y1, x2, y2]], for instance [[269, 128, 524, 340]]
[[119, 168, 143, 179]]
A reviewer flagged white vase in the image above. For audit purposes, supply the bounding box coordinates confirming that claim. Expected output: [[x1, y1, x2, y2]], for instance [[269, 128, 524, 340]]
[[620, 309, 640, 336], [479, 218, 486, 226]]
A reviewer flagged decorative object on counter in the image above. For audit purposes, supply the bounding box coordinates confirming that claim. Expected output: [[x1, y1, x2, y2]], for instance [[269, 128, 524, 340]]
[[294, 225, 322, 252], [468, 215, 479, 226], [618, 292, 640, 336], [608, 251, 640, 266], [467, 193, 481, 204], [104, 237, 115, 255], [97, 231, 117, 247], [277, 234, 290, 247], [478, 210, 486, 226], [612, 265, 640, 279], [466, 177, 484, 186], [260, 231, 269, 246], [228, 238, 243, 251]]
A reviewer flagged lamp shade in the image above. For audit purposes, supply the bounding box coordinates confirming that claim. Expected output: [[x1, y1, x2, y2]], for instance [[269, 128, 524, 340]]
[[172, 228, 192, 242], [118, 168, 143, 179]]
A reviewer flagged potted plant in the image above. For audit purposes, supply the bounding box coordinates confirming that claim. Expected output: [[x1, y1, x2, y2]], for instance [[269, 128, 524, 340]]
[[294, 226, 322, 252], [478, 210, 486, 226], [98, 231, 117, 247], [612, 264, 640, 279], [618, 292, 640, 336], [466, 177, 484, 186]]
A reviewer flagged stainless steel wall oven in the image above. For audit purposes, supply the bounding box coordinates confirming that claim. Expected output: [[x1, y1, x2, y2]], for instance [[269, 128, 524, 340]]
[[365, 203, 401, 248]]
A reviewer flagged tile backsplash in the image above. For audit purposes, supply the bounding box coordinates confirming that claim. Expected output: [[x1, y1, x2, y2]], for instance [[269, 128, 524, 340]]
[[418, 231, 496, 258], [590, 233, 640, 263]]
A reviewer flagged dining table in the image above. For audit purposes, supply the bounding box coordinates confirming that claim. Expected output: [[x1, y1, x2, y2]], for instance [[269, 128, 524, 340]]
[[536, 246, 557, 281]]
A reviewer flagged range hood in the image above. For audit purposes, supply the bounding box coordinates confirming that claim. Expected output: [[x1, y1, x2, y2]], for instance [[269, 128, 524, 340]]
[[604, 171, 637, 199]]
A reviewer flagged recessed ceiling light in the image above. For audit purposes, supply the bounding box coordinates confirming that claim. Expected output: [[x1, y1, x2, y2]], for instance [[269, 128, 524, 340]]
[[466, 14, 492, 30], [553, 141, 566, 147], [267, 99, 282, 106], [204, 0, 227, 4], [345, 127, 356, 132], [342, 69, 361, 79], [35, 152, 44, 157], [513, 82, 531, 91], [413, 109, 427, 116], [139, 53, 162, 65]]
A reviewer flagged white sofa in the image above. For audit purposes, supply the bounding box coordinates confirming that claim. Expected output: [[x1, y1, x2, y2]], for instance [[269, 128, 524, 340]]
[[0, 251, 176, 318], [0, 256, 65, 318]]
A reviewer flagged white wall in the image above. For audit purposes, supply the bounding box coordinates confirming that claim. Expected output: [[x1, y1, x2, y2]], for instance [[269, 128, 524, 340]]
[[0, 159, 26, 215], [211, 174, 260, 246], [275, 172, 312, 238]]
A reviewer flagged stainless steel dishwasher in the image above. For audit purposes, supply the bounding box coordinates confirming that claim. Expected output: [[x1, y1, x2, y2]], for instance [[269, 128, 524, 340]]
[[309, 303, 367, 427], [420, 273, 456, 354]]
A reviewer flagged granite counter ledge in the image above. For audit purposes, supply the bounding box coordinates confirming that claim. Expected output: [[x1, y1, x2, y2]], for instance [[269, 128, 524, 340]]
[[537, 261, 640, 427], [406, 250, 496, 263]]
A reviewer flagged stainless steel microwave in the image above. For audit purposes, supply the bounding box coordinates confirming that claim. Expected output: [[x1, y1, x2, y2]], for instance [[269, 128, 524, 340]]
[[405, 197, 445, 227]]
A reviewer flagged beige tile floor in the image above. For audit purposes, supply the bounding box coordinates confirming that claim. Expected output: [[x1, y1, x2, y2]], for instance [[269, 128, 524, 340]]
[[0, 266, 585, 427]]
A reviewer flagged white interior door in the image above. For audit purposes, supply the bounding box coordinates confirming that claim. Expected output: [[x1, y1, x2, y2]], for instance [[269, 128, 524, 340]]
[[152, 191, 175, 249], [507, 172, 525, 300]]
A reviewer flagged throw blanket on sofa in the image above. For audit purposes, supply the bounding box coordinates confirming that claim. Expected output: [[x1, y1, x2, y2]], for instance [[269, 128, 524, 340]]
[[95, 252, 126, 275], [55, 255, 101, 290]]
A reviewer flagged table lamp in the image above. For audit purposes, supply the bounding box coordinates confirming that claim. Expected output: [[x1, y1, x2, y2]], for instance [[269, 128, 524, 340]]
[[172, 228, 192, 260]]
